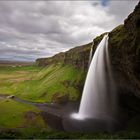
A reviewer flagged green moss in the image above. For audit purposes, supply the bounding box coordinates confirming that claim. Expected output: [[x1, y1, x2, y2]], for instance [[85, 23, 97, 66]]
[[0, 98, 45, 128], [109, 25, 128, 48], [1, 128, 140, 139]]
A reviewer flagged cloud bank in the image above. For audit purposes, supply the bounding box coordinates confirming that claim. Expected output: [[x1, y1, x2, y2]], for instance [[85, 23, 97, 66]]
[[0, 1, 138, 61]]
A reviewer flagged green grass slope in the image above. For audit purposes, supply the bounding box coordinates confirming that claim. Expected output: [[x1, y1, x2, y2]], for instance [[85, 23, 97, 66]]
[[0, 98, 45, 128], [0, 64, 85, 102]]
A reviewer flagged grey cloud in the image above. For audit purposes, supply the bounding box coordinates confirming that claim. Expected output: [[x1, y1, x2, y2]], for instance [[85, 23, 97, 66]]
[[107, 1, 139, 25], [0, 1, 138, 61]]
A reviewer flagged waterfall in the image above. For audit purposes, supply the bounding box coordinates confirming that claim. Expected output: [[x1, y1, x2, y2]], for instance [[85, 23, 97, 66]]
[[88, 41, 94, 67], [72, 34, 117, 120]]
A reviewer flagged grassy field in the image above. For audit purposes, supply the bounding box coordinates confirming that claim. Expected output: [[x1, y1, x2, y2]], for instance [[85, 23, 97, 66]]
[[0, 64, 85, 102], [0, 98, 45, 128], [0, 64, 85, 137], [0, 65, 48, 135], [0, 64, 140, 138]]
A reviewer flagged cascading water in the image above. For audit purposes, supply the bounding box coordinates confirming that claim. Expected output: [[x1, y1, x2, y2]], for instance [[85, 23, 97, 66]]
[[88, 41, 94, 67], [72, 34, 117, 120]]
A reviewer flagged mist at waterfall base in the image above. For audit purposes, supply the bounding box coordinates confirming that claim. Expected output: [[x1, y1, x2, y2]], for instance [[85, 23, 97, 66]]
[[63, 35, 121, 132]]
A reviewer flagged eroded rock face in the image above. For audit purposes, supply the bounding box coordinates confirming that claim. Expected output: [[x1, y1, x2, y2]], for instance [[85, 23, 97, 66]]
[[109, 1, 140, 99], [36, 43, 92, 71], [106, 3, 140, 124]]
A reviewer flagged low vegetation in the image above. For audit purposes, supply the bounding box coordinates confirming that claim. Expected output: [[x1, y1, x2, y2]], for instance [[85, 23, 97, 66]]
[[0, 98, 45, 128], [0, 64, 85, 102], [0, 64, 85, 138], [0, 128, 140, 139]]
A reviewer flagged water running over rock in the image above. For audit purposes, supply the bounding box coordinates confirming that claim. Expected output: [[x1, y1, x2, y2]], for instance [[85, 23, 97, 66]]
[[72, 35, 117, 120]]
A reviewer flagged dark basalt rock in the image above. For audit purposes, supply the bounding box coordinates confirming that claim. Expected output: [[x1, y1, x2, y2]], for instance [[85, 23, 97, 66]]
[[108, 2, 140, 119], [39, 102, 124, 132], [52, 93, 69, 104], [40, 111, 64, 130], [63, 116, 123, 133]]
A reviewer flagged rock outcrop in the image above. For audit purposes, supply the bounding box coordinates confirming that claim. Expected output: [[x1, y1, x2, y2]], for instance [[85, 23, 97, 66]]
[[108, 1, 140, 99], [36, 42, 93, 70]]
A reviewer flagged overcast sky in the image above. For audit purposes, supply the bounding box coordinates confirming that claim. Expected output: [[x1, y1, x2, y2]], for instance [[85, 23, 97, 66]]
[[0, 0, 138, 62]]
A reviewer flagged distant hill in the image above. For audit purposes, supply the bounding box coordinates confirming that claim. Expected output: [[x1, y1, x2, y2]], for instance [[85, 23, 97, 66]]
[[0, 60, 34, 66]]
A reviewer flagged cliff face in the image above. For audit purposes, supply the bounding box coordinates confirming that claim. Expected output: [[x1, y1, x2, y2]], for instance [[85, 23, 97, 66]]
[[109, 2, 140, 99], [36, 33, 106, 71], [36, 42, 92, 70], [36, 2, 140, 100]]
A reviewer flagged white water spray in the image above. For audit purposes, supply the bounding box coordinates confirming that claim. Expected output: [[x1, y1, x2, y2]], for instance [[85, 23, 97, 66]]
[[72, 34, 117, 120], [88, 41, 94, 67]]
